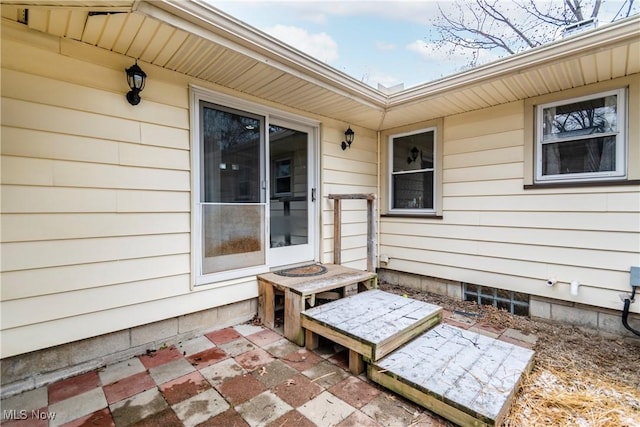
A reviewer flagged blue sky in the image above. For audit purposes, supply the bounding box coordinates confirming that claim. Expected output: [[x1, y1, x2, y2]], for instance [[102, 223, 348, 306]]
[[213, 1, 637, 90]]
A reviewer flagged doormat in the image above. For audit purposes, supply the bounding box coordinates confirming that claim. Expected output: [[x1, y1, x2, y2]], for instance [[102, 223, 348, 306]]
[[274, 264, 328, 277]]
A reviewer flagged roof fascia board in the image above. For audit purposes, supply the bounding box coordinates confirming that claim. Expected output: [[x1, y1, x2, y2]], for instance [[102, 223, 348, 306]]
[[136, 0, 386, 111], [389, 15, 640, 107]]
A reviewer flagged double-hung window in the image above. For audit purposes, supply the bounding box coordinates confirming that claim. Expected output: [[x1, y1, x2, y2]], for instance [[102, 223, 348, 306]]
[[389, 128, 436, 213], [536, 89, 626, 183]]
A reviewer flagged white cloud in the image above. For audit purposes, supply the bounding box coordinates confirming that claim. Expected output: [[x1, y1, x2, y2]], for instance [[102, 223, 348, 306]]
[[406, 39, 501, 66], [265, 24, 339, 63]]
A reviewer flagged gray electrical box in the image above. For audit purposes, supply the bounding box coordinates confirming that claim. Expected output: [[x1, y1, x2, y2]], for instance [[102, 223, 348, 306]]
[[631, 266, 640, 287]]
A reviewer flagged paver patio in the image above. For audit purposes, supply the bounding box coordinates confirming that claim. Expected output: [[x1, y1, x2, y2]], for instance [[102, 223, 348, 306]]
[[0, 311, 536, 427]]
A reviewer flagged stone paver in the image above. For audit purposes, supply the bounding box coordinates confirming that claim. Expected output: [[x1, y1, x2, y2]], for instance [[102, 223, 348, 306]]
[[298, 391, 355, 427], [218, 337, 257, 357], [199, 357, 247, 386], [171, 388, 229, 427], [177, 335, 216, 357], [251, 359, 298, 388], [49, 387, 107, 427], [148, 358, 195, 385], [235, 390, 292, 427], [98, 358, 146, 386], [109, 388, 167, 427]]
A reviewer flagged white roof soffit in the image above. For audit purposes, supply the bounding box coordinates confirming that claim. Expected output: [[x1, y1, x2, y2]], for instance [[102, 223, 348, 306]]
[[388, 14, 640, 108], [136, 0, 387, 111], [0, 1, 134, 11]]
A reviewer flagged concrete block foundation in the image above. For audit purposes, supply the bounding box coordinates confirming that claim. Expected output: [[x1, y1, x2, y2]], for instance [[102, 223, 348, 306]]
[[0, 298, 258, 399], [377, 268, 639, 339]]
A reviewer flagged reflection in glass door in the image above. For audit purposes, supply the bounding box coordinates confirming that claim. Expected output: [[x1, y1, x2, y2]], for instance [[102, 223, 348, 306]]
[[269, 122, 314, 267]]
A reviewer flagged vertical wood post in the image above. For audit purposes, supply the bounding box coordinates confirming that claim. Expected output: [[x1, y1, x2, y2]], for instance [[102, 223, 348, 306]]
[[329, 194, 376, 271], [367, 195, 376, 273], [333, 198, 342, 265]]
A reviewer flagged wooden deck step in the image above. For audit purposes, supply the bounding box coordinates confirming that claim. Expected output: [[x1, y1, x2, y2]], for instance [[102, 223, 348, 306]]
[[301, 290, 442, 373], [368, 324, 535, 427], [258, 264, 377, 346]]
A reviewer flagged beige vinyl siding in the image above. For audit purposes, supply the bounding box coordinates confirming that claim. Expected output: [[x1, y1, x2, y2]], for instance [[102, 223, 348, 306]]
[[320, 123, 378, 269], [0, 32, 257, 358], [380, 100, 640, 313]]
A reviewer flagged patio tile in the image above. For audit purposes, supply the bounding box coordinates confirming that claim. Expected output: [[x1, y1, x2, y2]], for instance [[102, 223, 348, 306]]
[[48, 371, 101, 405], [98, 358, 146, 386], [336, 411, 383, 427], [297, 391, 355, 427], [198, 408, 250, 427], [219, 337, 257, 357], [282, 348, 324, 371], [171, 388, 229, 427], [109, 388, 167, 427], [245, 328, 283, 347], [328, 376, 382, 409], [0, 386, 48, 414], [139, 346, 182, 369], [262, 338, 301, 358], [129, 407, 182, 427], [233, 324, 265, 336], [205, 327, 241, 345], [251, 359, 298, 389], [234, 348, 275, 371], [48, 387, 107, 427], [102, 371, 155, 405], [235, 391, 292, 427], [361, 393, 423, 427], [266, 410, 315, 427], [185, 347, 227, 370], [60, 408, 114, 427], [217, 373, 266, 405], [199, 358, 247, 386], [302, 360, 350, 389], [272, 373, 323, 408], [177, 336, 216, 357], [148, 358, 195, 385], [158, 371, 211, 405]]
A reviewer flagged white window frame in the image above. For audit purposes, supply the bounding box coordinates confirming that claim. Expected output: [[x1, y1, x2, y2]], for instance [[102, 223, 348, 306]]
[[388, 127, 437, 214], [535, 88, 627, 183]]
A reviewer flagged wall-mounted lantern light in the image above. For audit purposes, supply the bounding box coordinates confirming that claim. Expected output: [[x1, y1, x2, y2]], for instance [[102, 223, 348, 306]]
[[125, 61, 147, 105], [341, 126, 355, 150]]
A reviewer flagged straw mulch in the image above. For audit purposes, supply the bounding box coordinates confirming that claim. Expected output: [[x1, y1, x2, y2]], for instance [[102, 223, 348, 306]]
[[380, 282, 640, 427]]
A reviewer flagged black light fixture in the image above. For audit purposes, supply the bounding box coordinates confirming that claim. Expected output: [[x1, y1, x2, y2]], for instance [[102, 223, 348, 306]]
[[341, 126, 355, 150], [125, 61, 147, 106]]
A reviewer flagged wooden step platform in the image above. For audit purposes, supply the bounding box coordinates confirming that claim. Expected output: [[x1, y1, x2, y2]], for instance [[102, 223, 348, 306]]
[[301, 289, 442, 374], [368, 324, 535, 427], [258, 264, 377, 346]]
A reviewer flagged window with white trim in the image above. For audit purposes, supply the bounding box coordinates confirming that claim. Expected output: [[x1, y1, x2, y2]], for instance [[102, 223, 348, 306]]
[[536, 89, 627, 183], [389, 128, 436, 212]]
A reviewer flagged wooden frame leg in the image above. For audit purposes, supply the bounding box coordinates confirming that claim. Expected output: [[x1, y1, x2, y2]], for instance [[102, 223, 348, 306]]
[[258, 280, 275, 329], [284, 289, 305, 346], [305, 329, 319, 350], [349, 349, 365, 375]]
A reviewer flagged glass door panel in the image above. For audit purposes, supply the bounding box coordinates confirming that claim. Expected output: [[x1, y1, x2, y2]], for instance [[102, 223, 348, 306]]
[[200, 102, 265, 275], [269, 122, 315, 267]]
